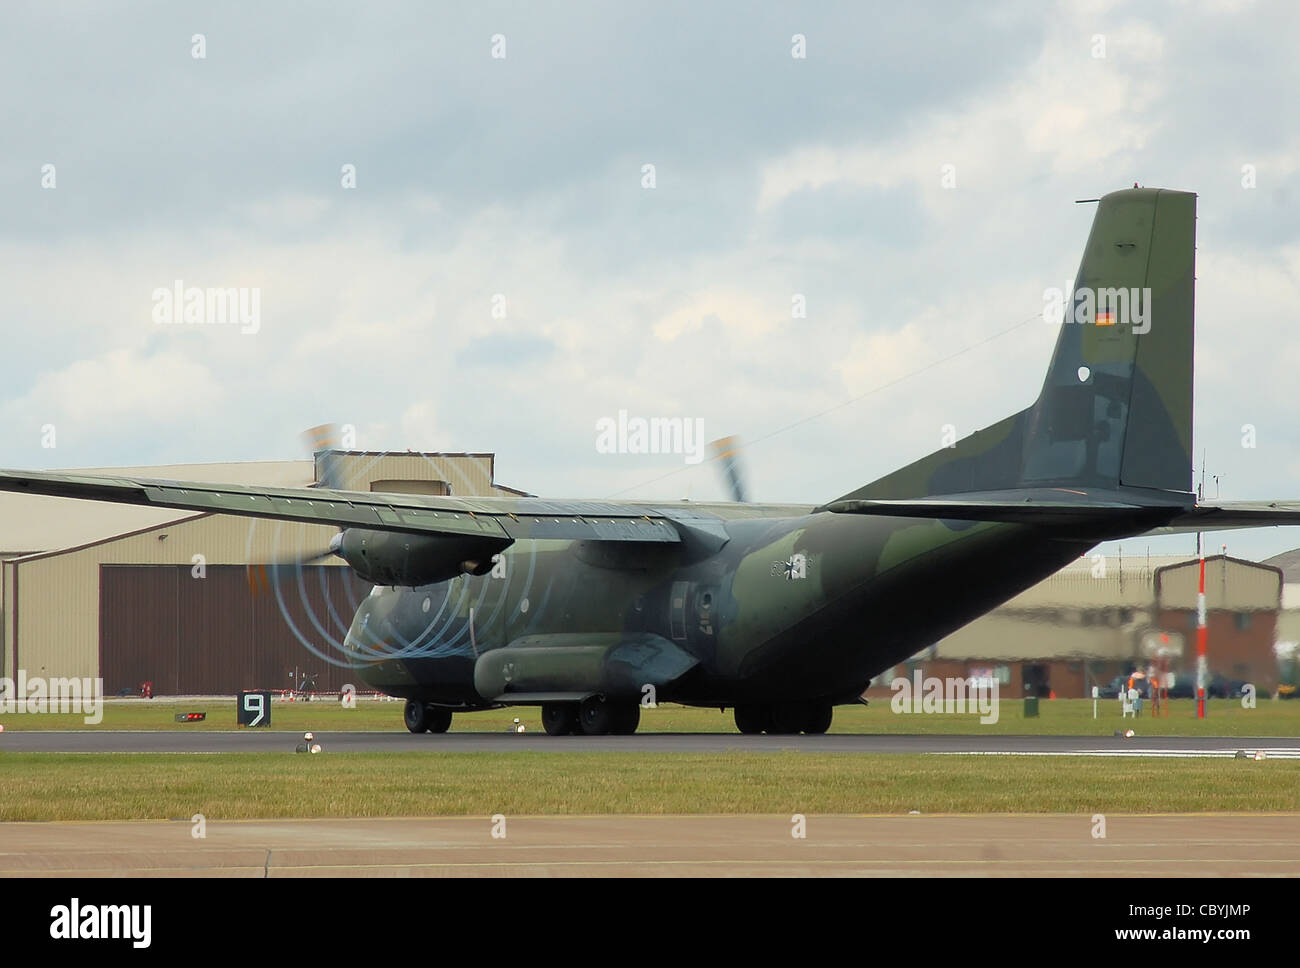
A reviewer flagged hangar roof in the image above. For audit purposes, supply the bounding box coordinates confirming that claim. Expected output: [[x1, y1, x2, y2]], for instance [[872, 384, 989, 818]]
[[1263, 547, 1300, 583]]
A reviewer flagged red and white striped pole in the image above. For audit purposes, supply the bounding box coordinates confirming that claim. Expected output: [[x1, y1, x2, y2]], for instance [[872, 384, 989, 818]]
[[1196, 555, 1208, 719]]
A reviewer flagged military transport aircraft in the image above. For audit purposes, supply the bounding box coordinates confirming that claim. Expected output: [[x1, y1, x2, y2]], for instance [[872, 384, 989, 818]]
[[4, 186, 1300, 736]]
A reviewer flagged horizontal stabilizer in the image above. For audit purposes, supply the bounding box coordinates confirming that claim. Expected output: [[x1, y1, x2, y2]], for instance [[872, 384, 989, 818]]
[[822, 491, 1181, 529], [824, 493, 1300, 537], [1159, 502, 1300, 533]]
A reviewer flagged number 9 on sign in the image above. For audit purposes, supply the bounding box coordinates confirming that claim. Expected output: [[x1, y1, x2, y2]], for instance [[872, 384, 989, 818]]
[[238, 690, 271, 727]]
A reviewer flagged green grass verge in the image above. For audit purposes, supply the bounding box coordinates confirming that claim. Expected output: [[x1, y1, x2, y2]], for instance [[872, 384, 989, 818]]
[[0, 752, 1297, 820], [5, 697, 1299, 735]]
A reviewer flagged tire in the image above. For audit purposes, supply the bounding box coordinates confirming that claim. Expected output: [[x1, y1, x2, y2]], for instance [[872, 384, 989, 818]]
[[609, 703, 641, 735], [403, 699, 428, 733], [804, 702, 833, 735], [767, 702, 807, 735], [579, 695, 613, 735], [734, 704, 767, 734], [542, 703, 579, 736], [426, 705, 453, 733]]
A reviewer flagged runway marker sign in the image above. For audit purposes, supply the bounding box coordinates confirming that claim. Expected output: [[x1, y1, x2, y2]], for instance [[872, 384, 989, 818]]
[[238, 690, 271, 727]]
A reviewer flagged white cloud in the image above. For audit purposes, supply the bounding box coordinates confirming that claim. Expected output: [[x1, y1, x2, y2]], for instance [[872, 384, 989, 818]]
[[757, 11, 1168, 213], [651, 288, 783, 341], [2, 348, 225, 438], [3, 0, 1300, 560]]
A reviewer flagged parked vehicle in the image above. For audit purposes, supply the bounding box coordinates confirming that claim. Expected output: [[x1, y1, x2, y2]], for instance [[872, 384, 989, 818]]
[[1165, 673, 1245, 699]]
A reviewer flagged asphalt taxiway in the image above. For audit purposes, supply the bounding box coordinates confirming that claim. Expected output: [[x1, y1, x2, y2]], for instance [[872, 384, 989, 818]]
[[4, 814, 1299, 876], [3, 731, 1300, 756]]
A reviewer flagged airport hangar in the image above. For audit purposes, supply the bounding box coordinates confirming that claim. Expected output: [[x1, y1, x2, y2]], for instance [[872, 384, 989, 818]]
[[1, 456, 1295, 701], [0, 452, 527, 696], [877, 552, 1290, 700]]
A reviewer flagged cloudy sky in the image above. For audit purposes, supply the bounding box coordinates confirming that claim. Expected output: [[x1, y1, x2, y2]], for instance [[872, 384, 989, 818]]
[[2, 0, 1299, 560]]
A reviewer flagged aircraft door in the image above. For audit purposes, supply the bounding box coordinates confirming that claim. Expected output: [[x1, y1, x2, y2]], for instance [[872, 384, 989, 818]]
[[668, 581, 718, 655], [669, 581, 688, 641], [693, 585, 717, 642]]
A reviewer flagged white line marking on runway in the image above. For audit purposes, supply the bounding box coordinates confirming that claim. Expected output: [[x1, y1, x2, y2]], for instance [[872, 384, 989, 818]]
[[933, 749, 1300, 758]]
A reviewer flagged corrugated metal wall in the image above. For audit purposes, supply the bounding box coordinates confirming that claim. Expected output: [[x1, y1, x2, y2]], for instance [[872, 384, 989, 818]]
[[11, 513, 345, 682], [935, 613, 1138, 661], [1156, 556, 1282, 611], [321, 453, 496, 495], [101, 566, 179, 694], [101, 565, 370, 695]]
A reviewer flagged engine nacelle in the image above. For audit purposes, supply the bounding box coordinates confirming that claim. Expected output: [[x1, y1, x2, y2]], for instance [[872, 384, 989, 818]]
[[333, 528, 511, 587]]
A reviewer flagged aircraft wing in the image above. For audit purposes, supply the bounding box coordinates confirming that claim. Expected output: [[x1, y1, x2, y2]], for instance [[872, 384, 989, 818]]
[[0, 468, 681, 544], [9, 466, 1299, 546]]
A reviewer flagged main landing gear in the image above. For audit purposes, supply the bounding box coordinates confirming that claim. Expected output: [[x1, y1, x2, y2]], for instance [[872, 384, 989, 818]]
[[404, 699, 453, 734], [733, 701, 833, 735], [541, 697, 640, 736]]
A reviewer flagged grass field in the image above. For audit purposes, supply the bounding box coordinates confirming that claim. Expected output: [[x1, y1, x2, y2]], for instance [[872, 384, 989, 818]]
[[5, 698, 1297, 821], [1, 752, 1297, 820], [3, 696, 1298, 735]]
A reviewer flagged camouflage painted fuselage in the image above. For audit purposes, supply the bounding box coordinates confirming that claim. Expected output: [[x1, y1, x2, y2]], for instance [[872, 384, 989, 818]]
[[345, 503, 1094, 707]]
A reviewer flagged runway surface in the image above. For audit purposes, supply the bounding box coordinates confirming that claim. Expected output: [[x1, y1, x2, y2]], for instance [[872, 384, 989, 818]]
[[3, 730, 1300, 756], [4, 814, 1299, 876]]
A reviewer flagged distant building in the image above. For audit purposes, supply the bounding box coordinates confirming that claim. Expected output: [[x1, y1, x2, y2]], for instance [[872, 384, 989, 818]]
[[870, 553, 1283, 699], [1260, 548, 1300, 694]]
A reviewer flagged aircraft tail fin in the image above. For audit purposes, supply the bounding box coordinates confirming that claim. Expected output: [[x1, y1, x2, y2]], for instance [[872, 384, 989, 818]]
[[835, 187, 1196, 504]]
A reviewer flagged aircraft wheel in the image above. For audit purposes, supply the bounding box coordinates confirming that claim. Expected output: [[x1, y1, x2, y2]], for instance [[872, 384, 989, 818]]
[[610, 703, 641, 735], [804, 702, 833, 735], [579, 695, 613, 735], [767, 702, 806, 735], [403, 699, 428, 733], [542, 702, 579, 736], [734, 704, 767, 734], [426, 705, 453, 733]]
